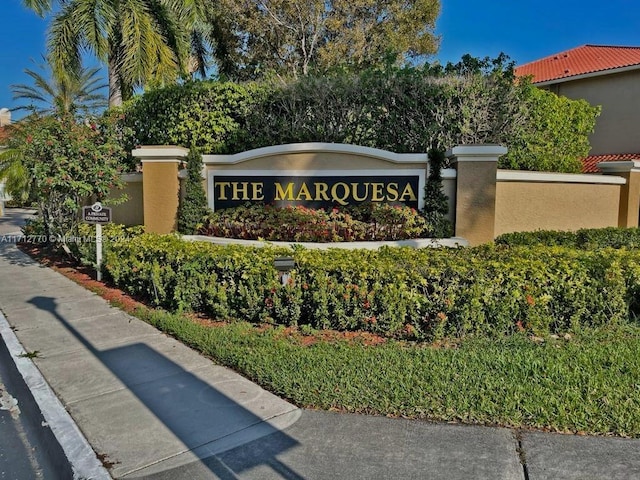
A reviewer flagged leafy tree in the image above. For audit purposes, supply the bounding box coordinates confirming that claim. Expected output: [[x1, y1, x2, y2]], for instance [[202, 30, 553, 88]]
[[501, 86, 600, 173], [22, 0, 209, 106], [212, 0, 441, 79], [177, 148, 210, 234], [0, 114, 124, 241], [11, 57, 107, 117]]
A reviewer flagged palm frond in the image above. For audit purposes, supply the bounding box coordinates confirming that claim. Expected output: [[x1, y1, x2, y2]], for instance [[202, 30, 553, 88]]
[[48, 1, 84, 80], [22, 0, 53, 17]]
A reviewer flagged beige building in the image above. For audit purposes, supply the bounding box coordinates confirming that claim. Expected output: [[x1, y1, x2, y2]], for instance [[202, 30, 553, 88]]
[[515, 45, 640, 172]]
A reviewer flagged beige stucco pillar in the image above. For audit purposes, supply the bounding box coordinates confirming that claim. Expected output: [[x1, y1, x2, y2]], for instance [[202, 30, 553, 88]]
[[132, 146, 189, 234], [446, 145, 507, 245], [598, 161, 640, 228]]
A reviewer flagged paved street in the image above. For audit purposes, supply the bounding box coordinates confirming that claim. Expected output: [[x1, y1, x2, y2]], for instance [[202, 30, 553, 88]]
[[0, 338, 61, 480]]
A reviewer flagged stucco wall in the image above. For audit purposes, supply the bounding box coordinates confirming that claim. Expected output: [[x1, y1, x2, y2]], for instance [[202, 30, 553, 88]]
[[109, 174, 144, 226], [495, 171, 623, 236], [551, 69, 640, 155]]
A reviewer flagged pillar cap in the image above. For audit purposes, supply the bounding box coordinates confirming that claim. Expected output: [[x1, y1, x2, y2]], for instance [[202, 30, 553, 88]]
[[132, 146, 189, 162], [598, 160, 640, 174], [446, 145, 508, 162]]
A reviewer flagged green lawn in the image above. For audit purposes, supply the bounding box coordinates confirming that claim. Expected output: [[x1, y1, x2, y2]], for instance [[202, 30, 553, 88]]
[[133, 306, 640, 437]]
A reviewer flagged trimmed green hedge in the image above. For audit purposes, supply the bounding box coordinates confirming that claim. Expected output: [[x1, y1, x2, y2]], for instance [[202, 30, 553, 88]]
[[113, 68, 598, 174], [496, 227, 640, 249], [101, 231, 640, 340]]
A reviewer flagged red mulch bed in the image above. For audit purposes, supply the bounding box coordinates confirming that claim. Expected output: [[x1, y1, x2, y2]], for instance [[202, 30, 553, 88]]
[[18, 242, 146, 316]]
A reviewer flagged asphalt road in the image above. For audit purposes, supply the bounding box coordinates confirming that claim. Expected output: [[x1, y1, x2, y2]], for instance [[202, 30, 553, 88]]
[[0, 343, 59, 480], [0, 208, 65, 479]]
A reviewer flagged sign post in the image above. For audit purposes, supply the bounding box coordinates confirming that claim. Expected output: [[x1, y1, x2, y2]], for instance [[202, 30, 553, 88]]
[[82, 202, 112, 281]]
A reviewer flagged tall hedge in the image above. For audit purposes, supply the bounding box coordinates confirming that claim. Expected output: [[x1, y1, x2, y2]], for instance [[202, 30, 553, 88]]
[[113, 68, 599, 173]]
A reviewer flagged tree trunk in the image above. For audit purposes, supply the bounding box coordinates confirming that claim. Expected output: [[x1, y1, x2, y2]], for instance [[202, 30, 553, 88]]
[[108, 55, 123, 107]]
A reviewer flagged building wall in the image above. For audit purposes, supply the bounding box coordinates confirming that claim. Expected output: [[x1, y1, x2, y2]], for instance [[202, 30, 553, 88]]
[[109, 174, 144, 226], [495, 171, 623, 236], [550, 69, 640, 155]]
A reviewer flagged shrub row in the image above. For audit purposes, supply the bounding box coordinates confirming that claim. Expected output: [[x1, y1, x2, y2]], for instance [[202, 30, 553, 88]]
[[199, 203, 451, 242], [495, 227, 640, 249], [100, 231, 640, 340], [114, 67, 598, 173]]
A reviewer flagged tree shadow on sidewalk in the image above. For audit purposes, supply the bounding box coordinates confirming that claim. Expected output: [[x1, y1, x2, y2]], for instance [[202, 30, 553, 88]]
[[28, 296, 304, 479]]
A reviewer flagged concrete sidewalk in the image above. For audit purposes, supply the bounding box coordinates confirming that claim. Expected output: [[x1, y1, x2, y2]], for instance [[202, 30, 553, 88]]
[[1, 236, 640, 478]]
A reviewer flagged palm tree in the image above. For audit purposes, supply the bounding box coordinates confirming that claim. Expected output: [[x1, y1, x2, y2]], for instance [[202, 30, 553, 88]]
[[22, 0, 210, 107], [11, 57, 107, 116], [0, 133, 31, 204]]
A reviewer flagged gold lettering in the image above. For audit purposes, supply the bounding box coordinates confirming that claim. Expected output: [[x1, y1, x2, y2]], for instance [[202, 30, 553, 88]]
[[296, 182, 313, 201], [251, 182, 264, 201], [216, 182, 231, 200], [371, 183, 384, 202], [315, 182, 330, 201], [232, 182, 250, 201], [351, 183, 369, 202], [387, 183, 399, 202], [274, 182, 295, 200], [399, 183, 418, 202], [331, 182, 350, 206]]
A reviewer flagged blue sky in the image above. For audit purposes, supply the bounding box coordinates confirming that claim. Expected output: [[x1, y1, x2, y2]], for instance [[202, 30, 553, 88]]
[[1, 0, 639, 118]]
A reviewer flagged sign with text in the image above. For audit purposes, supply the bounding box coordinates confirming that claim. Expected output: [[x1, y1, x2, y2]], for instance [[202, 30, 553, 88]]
[[209, 173, 422, 210], [83, 203, 112, 224]]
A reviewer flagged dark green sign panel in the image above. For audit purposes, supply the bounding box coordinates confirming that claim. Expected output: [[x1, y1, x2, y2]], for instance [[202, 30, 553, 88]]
[[212, 175, 420, 210]]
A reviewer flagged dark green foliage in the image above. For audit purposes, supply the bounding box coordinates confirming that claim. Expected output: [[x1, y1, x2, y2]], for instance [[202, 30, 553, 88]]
[[114, 60, 599, 174], [423, 149, 452, 236], [113, 81, 266, 168], [495, 227, 640, 249], [100, 233, 639, 340], [4, 114, 125, 242], [177, 149, 210, 234]]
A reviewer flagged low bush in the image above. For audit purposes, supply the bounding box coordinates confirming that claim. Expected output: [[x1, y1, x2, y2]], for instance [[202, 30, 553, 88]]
[[75, 223, 144, 268], [199, 203, 448, 242], [100, 233, 638, 340], [495, 227, 640, 249]]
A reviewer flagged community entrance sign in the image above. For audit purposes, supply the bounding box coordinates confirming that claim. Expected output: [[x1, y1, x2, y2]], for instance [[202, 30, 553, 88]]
[[211, 172, 421, 210], [203, 143, 429, 212]]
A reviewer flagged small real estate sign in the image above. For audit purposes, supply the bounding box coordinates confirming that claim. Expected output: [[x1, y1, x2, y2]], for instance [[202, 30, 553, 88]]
[[82, 203, 112, 224], [209, 171, 423, 210]]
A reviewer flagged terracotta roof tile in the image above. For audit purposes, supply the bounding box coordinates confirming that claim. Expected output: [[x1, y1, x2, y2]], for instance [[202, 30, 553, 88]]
[[581, 153, 640, 173], [515, 45, 640, 84]]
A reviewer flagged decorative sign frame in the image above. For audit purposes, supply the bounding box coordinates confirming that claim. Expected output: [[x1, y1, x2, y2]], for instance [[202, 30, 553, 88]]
[[207, 169, 426, 211]]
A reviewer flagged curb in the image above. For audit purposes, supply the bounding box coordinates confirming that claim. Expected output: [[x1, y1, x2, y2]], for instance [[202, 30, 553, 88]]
[[0, 310, 112, 480]]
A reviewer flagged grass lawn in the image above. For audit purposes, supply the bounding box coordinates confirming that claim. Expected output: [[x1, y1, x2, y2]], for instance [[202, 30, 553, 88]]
[[22, 243, 640, 438], [139, 309, 640, 437]]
